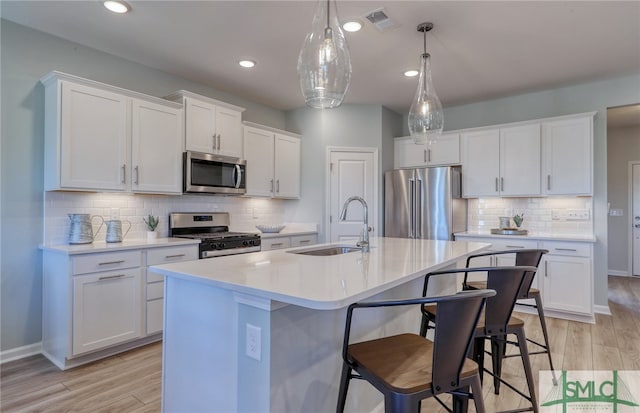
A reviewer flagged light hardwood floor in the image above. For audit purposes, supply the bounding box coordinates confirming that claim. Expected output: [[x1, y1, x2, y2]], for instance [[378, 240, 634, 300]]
[[2, 276, 639, 412]]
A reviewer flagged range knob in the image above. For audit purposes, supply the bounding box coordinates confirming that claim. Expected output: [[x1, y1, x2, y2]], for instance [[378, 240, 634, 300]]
[[242, 240, 249, 246], [218, 242, 225, 249]]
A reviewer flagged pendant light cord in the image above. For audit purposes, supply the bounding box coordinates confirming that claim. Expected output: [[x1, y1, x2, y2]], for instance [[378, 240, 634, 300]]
[[423, 27, 427, 55]]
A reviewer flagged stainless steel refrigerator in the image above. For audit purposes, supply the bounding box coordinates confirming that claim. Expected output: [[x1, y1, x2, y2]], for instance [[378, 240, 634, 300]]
[[384, 166, 467, 240]]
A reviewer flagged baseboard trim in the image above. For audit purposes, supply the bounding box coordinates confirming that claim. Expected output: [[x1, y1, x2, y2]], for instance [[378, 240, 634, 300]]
[[1, 342, 42, 364], [608, 270, 630, 277], [594, 304, 612, 316]]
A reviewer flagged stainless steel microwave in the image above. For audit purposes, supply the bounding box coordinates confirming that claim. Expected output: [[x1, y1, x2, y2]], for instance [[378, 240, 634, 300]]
[[183, 151, 246, 195]]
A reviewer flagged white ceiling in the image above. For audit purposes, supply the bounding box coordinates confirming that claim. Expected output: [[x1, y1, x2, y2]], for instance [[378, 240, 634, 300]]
[[2, 1, 640, 114]]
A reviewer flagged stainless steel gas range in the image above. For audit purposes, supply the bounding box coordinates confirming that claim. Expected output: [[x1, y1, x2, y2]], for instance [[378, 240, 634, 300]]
[[169, 212, 261, 258]]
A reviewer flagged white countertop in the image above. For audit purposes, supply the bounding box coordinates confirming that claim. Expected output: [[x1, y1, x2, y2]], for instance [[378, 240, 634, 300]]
[[41, 237, 201, 255], [455, 231, 596, 243], [150, 237, 490, 310]]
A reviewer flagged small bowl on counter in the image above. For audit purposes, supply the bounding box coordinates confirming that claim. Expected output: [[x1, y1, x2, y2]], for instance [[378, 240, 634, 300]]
[[256, 224, 286, 233]]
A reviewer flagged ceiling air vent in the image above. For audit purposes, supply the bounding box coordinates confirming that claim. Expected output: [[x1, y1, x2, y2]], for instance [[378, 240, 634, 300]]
[[365, 8, 399, 32]]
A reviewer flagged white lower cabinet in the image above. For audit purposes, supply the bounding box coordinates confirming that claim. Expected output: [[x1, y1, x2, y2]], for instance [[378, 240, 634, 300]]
[[72, 268, 143, 356], [42, 242, 198, 369], [144, 245, 198, 335], [261, 234, 318, 251], [540, 241, 592, 315], [454, 235, 593, 321]]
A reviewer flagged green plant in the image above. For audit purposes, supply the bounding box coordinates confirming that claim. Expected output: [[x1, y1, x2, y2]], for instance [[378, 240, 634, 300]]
[[143, 215, 159, 231], [513, 213, 524, 228]]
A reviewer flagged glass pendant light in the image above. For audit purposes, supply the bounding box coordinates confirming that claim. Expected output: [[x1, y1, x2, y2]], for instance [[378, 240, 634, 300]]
[[408, 22, 443, 145], [297, 0, 352, 109]]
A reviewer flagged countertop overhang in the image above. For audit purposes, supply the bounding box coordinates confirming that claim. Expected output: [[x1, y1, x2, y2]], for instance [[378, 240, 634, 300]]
[[150, 237, 490, 310], [455, 231, 596, 243]]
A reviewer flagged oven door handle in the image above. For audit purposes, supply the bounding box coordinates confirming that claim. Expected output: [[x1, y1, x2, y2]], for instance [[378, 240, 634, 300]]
[[233, 164, 242, 189]]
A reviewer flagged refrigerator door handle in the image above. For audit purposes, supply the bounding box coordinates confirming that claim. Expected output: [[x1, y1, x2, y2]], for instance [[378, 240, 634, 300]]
[[409, 178, 415, 238], [416, 177, 423, 238]]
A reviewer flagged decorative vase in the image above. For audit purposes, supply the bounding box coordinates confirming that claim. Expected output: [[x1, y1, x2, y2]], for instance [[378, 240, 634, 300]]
[[147, 231, 158, 241]]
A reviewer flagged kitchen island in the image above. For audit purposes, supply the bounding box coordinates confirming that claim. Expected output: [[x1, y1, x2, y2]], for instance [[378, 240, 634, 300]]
[[150, 237, 489, 413]]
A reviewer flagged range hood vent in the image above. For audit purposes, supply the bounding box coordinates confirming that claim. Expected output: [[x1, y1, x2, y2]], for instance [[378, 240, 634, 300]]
[[365, 8, 399, 32]]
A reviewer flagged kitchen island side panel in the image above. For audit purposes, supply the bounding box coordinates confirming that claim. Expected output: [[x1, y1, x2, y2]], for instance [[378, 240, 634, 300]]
[[162, 277, 238, 413]]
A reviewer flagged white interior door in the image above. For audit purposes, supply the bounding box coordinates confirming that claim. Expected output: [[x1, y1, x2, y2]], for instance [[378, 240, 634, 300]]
[[633, 163, 640, 276], [328, 149, 377, 243]]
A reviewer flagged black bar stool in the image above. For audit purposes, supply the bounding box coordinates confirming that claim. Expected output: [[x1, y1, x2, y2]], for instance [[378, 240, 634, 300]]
[[336, 289, 495, 413], [420, 266, 540, 413], [462, 249, 557, 390]]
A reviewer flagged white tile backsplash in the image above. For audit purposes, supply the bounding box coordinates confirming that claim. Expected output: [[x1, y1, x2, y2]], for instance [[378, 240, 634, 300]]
[[44, 192, 292, 245], [468, 197, 593, 234]]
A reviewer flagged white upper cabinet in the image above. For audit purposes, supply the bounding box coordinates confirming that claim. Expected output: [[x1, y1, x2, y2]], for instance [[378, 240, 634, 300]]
[[274, 134, 301, 198], [167, 91, 245, 158], [394, 133, 460, 168], [244, 125, 275, 197], [461, 129, 501, 197], [499, 123, 541, 196], [41, 72, 184, 194], [542, 115, 594, 195], [461, 124, 541, 197], [243, 122, 301, 199], [57, 81, 129, 191], [131, 99, 183, 194]]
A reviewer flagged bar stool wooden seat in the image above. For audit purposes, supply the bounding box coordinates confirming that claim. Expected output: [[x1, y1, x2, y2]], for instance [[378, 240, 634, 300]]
[[336, 289, 495, 413], [420, 266, 540, 413], [461, 249, 557, 391]]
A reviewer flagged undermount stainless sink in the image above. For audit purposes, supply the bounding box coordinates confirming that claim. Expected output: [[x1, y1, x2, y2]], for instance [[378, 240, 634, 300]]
[[288, 245, 362, 256]]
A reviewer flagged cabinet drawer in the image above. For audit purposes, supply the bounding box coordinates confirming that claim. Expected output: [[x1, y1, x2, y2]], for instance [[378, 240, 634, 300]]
[[489, 239, 539, 251], [261, 237, 291, 251], [541, 242, 591, 257], [146, 281, 164, 300], [146, 245, 198, 265], [290, 234, 317, 247], [73, 250, 141, 275], [146, 299, 163, 335], [147, 271, 165, 283]]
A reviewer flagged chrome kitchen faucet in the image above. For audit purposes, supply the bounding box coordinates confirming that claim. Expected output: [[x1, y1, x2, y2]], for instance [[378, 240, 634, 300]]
[[339, 196, 370, 253]]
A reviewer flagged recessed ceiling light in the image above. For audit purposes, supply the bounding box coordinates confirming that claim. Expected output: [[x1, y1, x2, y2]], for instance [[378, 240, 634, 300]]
[[404, 70, 419, 77], [342, 20, 363, 32], [238, 60, 256, 68], [103, 0, 130, 14]]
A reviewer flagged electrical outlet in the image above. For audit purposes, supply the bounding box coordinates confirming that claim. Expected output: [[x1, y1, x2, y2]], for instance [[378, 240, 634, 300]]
[[246, 323, 261, 361]]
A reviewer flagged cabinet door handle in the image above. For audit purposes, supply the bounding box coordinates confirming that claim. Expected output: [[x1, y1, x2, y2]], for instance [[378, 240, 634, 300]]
[[555, 248, 577, 252], [217, 134, 221, 150], [98, 260, 125, 266], [428, 149, 432, 163], [271, 242, 283, 246], [212, 134, 216, 151], [299, 240, 311, 244], [495, 177, 499, 192], [547, 174, 551, 190], [276, 179, 280, 193], [270, 179, 274, 192], [121, 165, 126, 184], [165, 254, 186, 259], [506, 245, 524, 249], [99, 274, 126, 281], [500, 177, 504, 191], [134, 166, 139, 185], [545, 261, 548, 276], [423, 149, 427, 163]]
